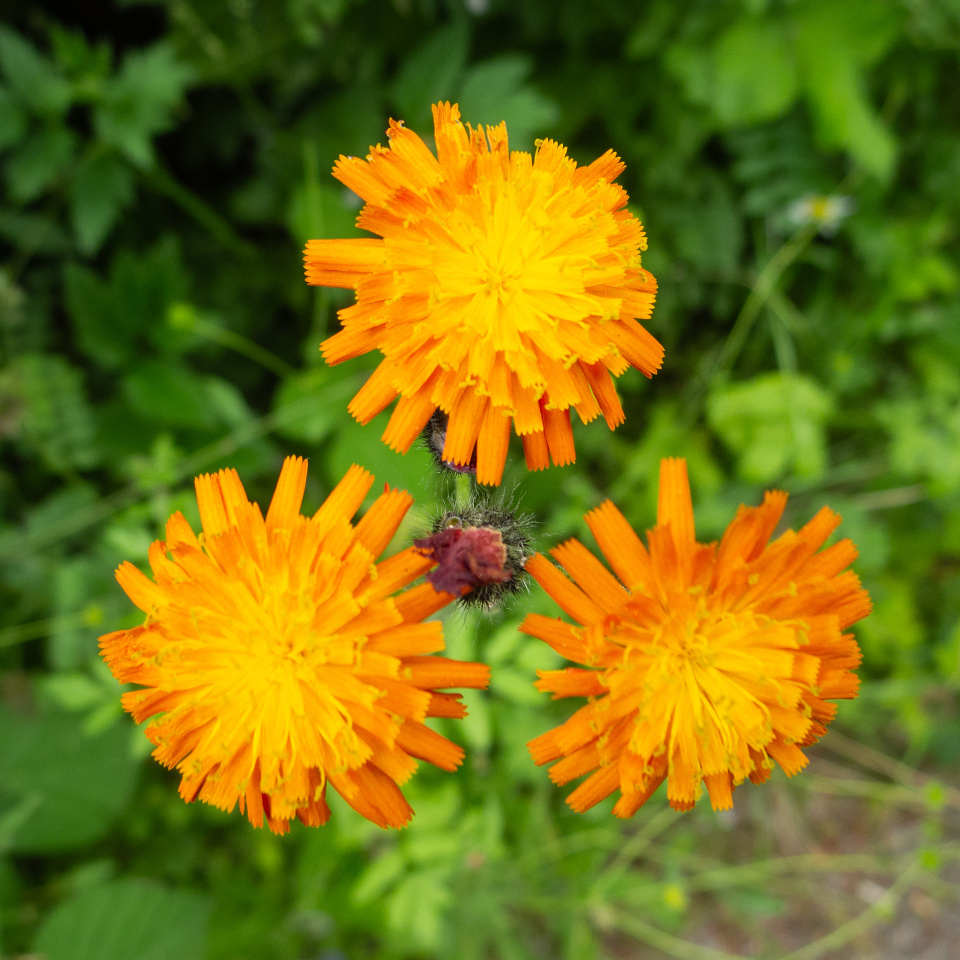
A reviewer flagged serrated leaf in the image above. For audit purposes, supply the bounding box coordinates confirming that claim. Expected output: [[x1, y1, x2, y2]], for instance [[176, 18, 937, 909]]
[[0, 703, 139, 853], [712, 19, 798, 127], [70, 150, 134, 254], [94, 43, 194, 168], [0, 25, 70, 116], [34, 878, 210, 960], [5, 125, 76, 202]]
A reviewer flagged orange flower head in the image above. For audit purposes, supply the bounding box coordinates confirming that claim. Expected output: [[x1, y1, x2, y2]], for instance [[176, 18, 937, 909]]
[[100, 457, 490, 834], [522, 458, 871, 817], [304, 102, 661, 486]]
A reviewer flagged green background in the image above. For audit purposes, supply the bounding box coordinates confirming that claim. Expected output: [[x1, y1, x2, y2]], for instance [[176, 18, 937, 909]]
[[1, 1, 959, 958]]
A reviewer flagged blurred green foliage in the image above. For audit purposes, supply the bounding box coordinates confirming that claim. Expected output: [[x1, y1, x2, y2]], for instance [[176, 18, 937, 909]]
[[1, 0, 959, 957]]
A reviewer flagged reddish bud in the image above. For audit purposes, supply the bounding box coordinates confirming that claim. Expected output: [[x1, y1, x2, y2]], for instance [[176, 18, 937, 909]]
[[414, 525, 512, 597]]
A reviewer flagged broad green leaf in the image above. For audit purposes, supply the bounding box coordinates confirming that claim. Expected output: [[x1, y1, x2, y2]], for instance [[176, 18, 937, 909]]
[[94, 43, 194, 168], [0, 25, 70, 116], [794, 0, 900, 180], [393, 22, 471, 131], [458, 56, 559, 148], [4, 125, 76, 202], [712, 18, 798, 127], [34, 878, 210, 960], [0, 703, 139, 853], [707, 372, 833, 483], [70, 150, 134, 254]]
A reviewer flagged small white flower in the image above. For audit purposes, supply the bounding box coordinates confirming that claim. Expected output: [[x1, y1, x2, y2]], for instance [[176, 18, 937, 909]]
[[786, 194, 855, 236]]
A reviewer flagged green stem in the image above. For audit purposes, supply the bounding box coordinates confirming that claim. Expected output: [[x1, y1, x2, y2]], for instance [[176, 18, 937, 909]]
[[0, 610, 91, 649], [684, 222, 818, 421], [607, 910, 749, 960], [192, 317, 295, 379], [454, 471, 474, 509], [143, 163, 256, 259], [780, 865, 920, 960]]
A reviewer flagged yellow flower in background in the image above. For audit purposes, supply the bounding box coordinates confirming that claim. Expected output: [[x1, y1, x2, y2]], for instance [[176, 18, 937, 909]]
[[522, 458, 871, 817], [304, 102, 661, 486], [100, 457, 490, 834]]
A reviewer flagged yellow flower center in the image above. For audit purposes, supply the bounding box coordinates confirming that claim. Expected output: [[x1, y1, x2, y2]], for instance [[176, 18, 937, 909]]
[[610, 597, 808, 780]]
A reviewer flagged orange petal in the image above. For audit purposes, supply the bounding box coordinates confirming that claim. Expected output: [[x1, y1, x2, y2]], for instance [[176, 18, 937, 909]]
[[542, 404, 575, 467], [522, 430, 550, 471]]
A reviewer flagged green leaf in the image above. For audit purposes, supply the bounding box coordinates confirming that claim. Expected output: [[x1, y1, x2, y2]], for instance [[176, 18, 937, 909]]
[[122, 360, 218, 430], [70, 150, 134, 254], [392, 23, 471, 132], [65, 237, 186, 368], [855, 577, 924, 674], [386, 868, 452, 951], [458, 56, 559, 148], [327, 400, 437, 500], [707, 372, 834, 483], [94, 43, 194, 168], [0, 703, 139, 853], [5, 125, 76, 202], [712, 19, 798, 127], [794, 0, 900, 180], [0, 25, 71, 116], [0, 206, 71, 253], [0, 84, 27, 150], [11, 353, 98, 471], [876, 394, 960, 495], [50, 559, 102, 669], [490, 666, 542, 705], [273, 366, 357, 444], [34, 878, 210, 960], [287, 182, 360, 246]]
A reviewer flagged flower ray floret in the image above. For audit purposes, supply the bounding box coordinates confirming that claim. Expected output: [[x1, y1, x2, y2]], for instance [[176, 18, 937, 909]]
[[304, 102, 661, 485], [521, 458, 871, 816], [100, 457, 490, 833]]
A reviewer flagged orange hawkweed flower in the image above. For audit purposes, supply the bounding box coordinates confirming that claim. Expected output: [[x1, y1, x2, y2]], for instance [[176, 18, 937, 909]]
[[100, 458, 489, 834], [304, 102, 661, 486], [522, 458, 871, 817]]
